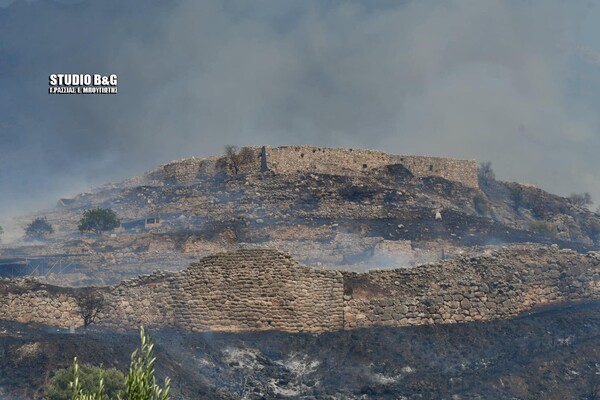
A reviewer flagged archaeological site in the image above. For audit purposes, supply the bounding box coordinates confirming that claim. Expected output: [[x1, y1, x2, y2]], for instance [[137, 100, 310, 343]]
[[2, 146, 600, 399]]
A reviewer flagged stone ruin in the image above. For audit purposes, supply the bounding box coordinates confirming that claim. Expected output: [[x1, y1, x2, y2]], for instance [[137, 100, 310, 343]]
[[145, 145, 479, 189], [1, 245, 599, 333]]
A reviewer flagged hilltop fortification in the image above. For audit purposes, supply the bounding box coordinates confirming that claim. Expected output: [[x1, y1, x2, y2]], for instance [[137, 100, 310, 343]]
[[266, 146, 479, 189], [146, 146, 479, 189]]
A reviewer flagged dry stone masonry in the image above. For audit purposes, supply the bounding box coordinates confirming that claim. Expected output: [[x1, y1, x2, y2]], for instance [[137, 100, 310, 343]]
[[396, 155, 479, 189], [1, 245, 599, 333], [146, 146, 479, 189], [268, 146, 478, 189], [99, 250, 344, 332], [343, 245, 600, 328], [145, 156, 223, 185], [0, 280, 82, 327]]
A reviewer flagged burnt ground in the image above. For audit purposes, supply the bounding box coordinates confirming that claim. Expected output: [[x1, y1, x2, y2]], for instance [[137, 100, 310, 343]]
[[2, 301, 600, 399], [6, 164, 600, 287]]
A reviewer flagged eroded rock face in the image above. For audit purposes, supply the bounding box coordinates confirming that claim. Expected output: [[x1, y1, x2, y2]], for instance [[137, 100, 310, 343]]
[[1, 245, 599, 333]]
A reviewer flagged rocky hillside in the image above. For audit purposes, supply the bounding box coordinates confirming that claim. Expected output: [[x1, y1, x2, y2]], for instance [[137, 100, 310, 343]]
[[2, 146, 599, 286]]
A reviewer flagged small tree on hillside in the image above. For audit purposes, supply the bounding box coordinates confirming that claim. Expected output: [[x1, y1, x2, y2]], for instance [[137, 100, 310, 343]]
[[569, 192, 593, 208], [223, 145, 255, 175], [24, 216, 54, 241], [76, 291, 106, 329], [478, 161, 496, 185], [78, 208, 121, 236]]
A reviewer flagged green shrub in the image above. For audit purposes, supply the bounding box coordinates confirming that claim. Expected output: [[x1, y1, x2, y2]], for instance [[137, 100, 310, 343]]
[[529, 220, 557, 237], [56, 327, 170, 400], [47, 364, 124, 400], [119, 327, 170, 400], [473, 193, 489, 216]]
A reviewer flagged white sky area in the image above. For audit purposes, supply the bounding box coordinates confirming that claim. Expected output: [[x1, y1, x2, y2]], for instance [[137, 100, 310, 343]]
[[1, 0, 600, 228]]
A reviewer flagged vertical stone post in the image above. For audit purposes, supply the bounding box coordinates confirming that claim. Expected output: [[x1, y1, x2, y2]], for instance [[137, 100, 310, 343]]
[[260, 145, 269, 172]]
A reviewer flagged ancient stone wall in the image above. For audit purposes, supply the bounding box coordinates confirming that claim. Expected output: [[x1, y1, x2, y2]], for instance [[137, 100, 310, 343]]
[[265, 146, 397, 176], [343, 245, 600, 328], [144, 156, 222, 185], [266, 146, 478, 188], [1, 246, 598, 333], [397, 155, 479, 189], [144, 146, 478, 188], [98, 250, 345, 333], [0, 280, 81, 328]]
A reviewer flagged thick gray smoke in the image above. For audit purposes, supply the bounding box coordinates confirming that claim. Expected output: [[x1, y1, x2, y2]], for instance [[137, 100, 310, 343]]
[[1, 0, 600, 225]]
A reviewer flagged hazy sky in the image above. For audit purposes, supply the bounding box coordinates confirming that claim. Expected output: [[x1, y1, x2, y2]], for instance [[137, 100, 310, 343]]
[[1, 0, 600, 222]]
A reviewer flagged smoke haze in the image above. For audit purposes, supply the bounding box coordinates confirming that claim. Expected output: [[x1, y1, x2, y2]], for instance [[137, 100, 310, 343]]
[[1, 0, 600, 223]]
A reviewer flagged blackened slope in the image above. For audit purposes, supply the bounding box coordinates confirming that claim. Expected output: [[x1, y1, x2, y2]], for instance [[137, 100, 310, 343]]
[[1, 301, 600, 399]]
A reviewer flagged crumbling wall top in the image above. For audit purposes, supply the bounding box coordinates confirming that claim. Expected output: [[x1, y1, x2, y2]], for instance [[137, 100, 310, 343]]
[[142, 145, 478, 188]]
